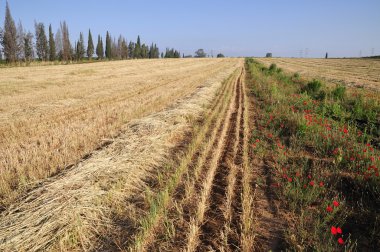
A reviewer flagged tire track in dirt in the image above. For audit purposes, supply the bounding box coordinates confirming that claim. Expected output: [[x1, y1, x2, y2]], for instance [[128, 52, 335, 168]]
[[198, 72, 244, 251], [141, 69, 239, 252], [128, 69, 241, 252]]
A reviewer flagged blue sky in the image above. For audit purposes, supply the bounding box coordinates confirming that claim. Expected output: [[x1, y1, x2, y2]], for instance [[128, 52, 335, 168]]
[[1, 0, 379, 57]]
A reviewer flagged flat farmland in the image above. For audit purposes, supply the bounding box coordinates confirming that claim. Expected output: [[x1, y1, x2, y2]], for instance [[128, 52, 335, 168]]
[[1, 57, 378, 251], [0, 58, 253, 251], [257, 57, 380, 91], [0, 58, 240, 206]]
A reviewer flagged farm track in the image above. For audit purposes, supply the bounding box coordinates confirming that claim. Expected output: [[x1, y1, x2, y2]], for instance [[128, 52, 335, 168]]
[[197, 71, 244, 251], [133, 67, 256, 252]]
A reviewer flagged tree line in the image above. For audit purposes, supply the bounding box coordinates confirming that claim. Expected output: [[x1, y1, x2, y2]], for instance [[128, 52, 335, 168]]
[[0, 1, 182, 63]]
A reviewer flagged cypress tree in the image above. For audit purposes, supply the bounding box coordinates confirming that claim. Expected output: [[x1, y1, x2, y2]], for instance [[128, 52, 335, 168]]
[[99, 37, 104, 59], [24, 31, 34, 62], [105, 31, 112, 59], [87, 29, 94, 60], [121, 38, 128, 59], [128, 41, 135, 59], [154, 44, 159, 58], [60, 21, 71, 62], [48, 24, 56, 61], [79, 32, 85, 60], [16, 21, 25, 61], [75, 33, 85, 61], [35, 22, 49, 61], [134, 35, 141, 58], [1, 1, 18, 62], [96, 35, 102, 59], [149, 43, 153, 59]]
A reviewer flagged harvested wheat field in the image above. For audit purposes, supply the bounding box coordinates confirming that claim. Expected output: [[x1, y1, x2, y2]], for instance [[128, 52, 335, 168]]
[[0, 58, 257, 251], [257, 57, 380, 91]]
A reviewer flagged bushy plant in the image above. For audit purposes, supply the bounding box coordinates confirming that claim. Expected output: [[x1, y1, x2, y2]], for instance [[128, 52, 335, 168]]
[[332, 85, 346, 100], [269, 63, 277, 72], [304, 79, 322, 95]]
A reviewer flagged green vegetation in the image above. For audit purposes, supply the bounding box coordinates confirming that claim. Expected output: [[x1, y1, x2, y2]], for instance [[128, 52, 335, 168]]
[[246, 58, 379, 251]]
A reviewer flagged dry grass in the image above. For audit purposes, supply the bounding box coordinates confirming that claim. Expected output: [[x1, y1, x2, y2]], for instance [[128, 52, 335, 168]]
[[0, 59, 243, 251], [0, 58, 240, 207], [129, 69, 241, 251], [185, 77, 237, 252], [240, 69, 255, 252], [256, 57, 380, 91]]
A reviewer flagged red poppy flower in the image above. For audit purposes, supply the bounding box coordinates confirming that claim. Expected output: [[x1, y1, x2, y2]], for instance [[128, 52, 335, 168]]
[[336, 227, 342, 234], [331, 226, 337, 235], [309, 181, 315, 186], [333, 201, 339, 207], [343, 128, 348, 134], [256, 139, 260, 143], [319, 182, 324, 187], [287, 177, 293, 182], [338, 238, 344, 245], [326, 205, 333, 212]]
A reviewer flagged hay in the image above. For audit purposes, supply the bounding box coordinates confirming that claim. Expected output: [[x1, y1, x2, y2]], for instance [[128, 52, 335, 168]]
[[0, 60, 243, 251]]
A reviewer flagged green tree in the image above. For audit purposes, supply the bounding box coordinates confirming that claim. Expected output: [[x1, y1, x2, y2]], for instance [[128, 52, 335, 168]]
[[48, 24, 56, 61], [35, 22, 49, 61], [76, 32, 85, 60], [217, 53, 225, 58], [60, 21, 71, 62], [128, 41, 135, 58], [96, 35, 103, 59], [154, 44, 159, 58], [121, 38, 128, 59], [1, 1, 18, 62], [24, 31, 33, 62], [194, 48, 206, 58], [16, 21, 25, 61], [133, 35, 141, 58], [87, 29, 94, 60], [141, 44, 149, 58], [105, 31, 111, 59]]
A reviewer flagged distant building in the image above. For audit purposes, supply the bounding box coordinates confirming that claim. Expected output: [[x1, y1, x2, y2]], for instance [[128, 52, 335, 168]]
[[266, 53, 272, 58]]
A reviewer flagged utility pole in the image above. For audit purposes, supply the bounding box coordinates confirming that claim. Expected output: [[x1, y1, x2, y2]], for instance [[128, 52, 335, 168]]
[[299, 49, 304, 58]]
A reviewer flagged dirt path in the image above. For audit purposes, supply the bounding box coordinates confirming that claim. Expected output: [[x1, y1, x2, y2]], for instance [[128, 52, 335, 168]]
[[197, 71, 244, 251], [139, 68, 248, 252], [247, 71, 287, 251]]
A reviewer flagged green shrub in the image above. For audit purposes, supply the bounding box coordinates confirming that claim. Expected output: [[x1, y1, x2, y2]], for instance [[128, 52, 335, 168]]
[[269, 63, 277, 72], [316, 90, 327, 101], [332, 85, 346, 100], [304, 79, 322, 95]]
